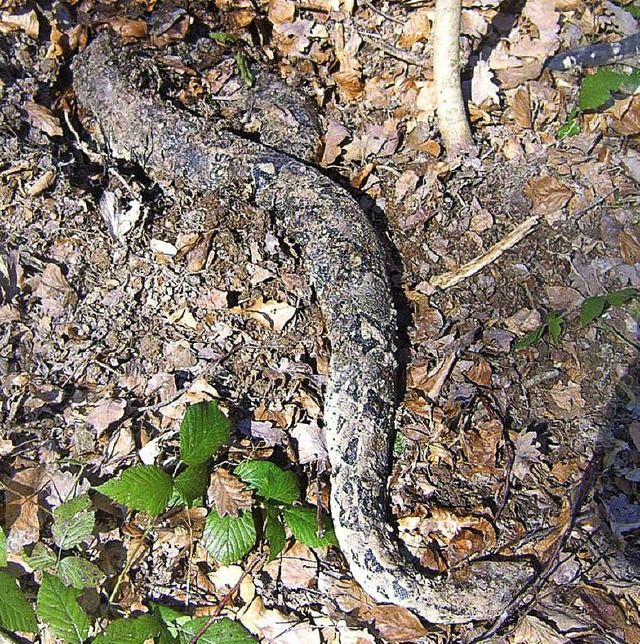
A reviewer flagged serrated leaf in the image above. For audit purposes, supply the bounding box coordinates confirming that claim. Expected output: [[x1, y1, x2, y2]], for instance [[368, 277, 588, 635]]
[[180, 401, 230, 465], [282, 506, 338, 548], [606, 287, 639, 307], [24, 542, 57, 570], [177, 616, 257, 643], [53, 509, 96, 550], [264, 504, 286, 562], [174, 462, 209, 507], [0, 570, 37, 633], [201, 510, 256, 565], [579, 69, 627, 110], [92, 613, 163, 643], [58, 556, 105, 589], [547, 316, 564, 343], [54, 494, 92, 520], [37, 573, 90, 643], [580, 295, 607, 325], [514, 326, 544, 350], [0, 527, 6, 567], [235, 461, 299, 504], [96, 465, 173, 516]]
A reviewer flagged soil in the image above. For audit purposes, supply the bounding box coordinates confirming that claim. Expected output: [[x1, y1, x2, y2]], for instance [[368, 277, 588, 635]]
[[1, 0, 640, 642]]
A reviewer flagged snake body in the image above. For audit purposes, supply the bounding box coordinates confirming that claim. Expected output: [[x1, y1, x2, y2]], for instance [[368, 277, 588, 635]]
[[74, 34, 534, 623]]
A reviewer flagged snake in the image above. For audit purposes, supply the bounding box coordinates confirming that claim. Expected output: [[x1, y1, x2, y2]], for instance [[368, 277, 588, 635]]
[[73, 33, 535, 624]]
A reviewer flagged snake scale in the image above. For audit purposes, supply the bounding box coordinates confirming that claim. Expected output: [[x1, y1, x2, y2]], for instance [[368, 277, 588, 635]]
[[74, 33, 534, 624]]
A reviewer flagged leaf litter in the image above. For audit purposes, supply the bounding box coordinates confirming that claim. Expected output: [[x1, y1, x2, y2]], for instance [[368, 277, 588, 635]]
[[1, 0, 640, 641]]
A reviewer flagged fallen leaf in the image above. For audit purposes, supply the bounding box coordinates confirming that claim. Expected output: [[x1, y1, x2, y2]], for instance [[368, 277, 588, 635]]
[[524, 175, 573, 214], [512, 614, 567, 644], [23, 102, 63, 137], [231, 295, 296, 332], [333, 70, 364, 100], [512, 431, 542, 480], [207, 468, 253, 518], [321, 120, 350, 166], [86, 399, 127, 436], [5, 466, 44, 552], [268, 0, 296, 24], [370, 604, 428, 643], [32, 263, 77, 317], [0, 9, 39, 38], [291, 421, 329, 470], [265, 542, 317, 589], [398, 9, 430, 47]]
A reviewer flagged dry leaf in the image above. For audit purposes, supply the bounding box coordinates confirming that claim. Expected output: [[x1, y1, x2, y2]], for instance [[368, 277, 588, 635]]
[[290, 421, 329, 469], [333, 70, 364, 100], [32, 263, 77, 317], [370, 604, 428, 643], [23, 102, 63, 137], [577, 585, 627, 631], [27, 169, 56, 197], [207, 468, 253, 518], [5, 466, 44, 552], [509, 87, 532, 129], [472, 60, 500, 106], [524, 175, 573, 214], [321, 120, 350, 166], [398, 9, 430, 47], [512, 614, 567, 644], [265, 542, 317, 589], [86, 399, 127, 436], [512, 431, 542, 480], [0, 9, 39, 38], [231, 295, 296, 332], [464, 357, 492, 387], [268, 0, 296, 24]]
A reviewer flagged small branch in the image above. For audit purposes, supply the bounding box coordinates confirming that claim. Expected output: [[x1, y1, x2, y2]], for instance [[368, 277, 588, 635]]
[[189, 552, 267, 643], [433, 0, 476, 159], [430, 215, 539, 290]]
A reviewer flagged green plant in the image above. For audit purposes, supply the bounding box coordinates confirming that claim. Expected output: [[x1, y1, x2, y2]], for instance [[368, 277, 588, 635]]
[[514, 287, 640, 349], [0, 401, 335, 641], [209, 32, 255, 86]]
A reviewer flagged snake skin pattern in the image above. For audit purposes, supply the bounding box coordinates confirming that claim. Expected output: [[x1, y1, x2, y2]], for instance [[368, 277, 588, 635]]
[[74, 33, 535, 624]]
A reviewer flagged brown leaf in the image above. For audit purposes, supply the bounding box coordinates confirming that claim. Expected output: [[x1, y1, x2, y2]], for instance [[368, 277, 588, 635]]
[[512, 430, 542, 480], [5, 466, 44, 552], [619, 228, 640, 264], [577, 585, 627, 631], [231, 295, 296, 332], [333, 70, 364, 100], [524, 175, 573, 214], [464, 357, 492, 387], [321, 120, 350, 166], [509, 87, 532, 129], [0, 9, 39, 38], [290, 421, 329, 468], [32, 263, 77, 317], [370, 604, 428, 642], [106, 17, 148, 39], [207, 468, 253, 518], [268, 0, 296, 25], [86, 399, 127, 436], [23, 102, 63, 137], [512, 615, 567, 644], [264, 542, 317, 589], [398, 9, 430, 47]]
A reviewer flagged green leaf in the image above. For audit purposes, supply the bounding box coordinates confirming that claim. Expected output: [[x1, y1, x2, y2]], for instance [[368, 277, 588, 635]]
[[36, 573, 90, 643], [580, 295, 607, 325], [177, 616, 257, 643], [24, 542, 57, 570], [282, 507, 338, 548], [58, 556, 105, 589], [96, 465, 173, 516], [513, 325, 544, 350], [54, 494, 92, 520], [201, 510, 256, 565], [235, 461, 299, 504], [263, 504, 286, 562], [92, 614, 163, 643], [180, 401, 230, 465], [557, 108, 581, 140], [233, 51, 255, 87], [547, 313, 565, 343], [0, 570, 37, 633], [579, 69, 627, 110], [53, 510, 95, 550], [174, 463, 209, 506], [605, 287, 639, 307], [0, 527, 6, 568]]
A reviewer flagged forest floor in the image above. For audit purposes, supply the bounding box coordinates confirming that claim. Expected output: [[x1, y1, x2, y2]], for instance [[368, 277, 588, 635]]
[[1, 0, 640, 642]]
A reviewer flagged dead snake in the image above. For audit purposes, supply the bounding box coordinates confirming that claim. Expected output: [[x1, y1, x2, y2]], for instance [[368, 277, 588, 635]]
[[73, 34, 534, 624]]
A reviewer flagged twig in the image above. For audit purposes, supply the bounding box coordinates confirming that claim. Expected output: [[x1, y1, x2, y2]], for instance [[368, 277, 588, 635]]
[[189, 552, 267, 643], [359, 32, 430, 69], [430, 215, 539, 290], [358, 0, 405, 25]]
